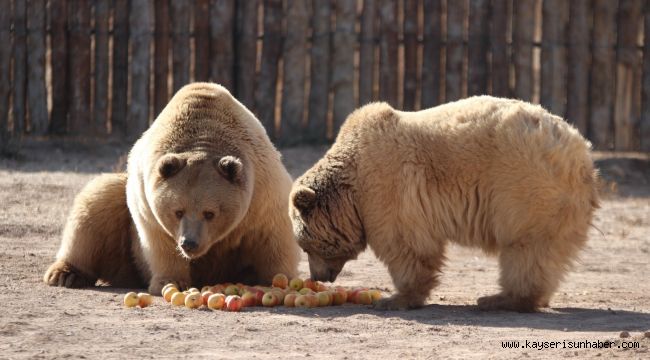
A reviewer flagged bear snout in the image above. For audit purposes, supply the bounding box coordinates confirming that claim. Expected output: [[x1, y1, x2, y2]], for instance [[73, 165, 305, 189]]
[[179, 237, 198, 252]]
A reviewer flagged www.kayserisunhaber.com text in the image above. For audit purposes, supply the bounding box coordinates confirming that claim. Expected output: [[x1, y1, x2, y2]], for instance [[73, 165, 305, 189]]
[[501, 340, 640, 350]]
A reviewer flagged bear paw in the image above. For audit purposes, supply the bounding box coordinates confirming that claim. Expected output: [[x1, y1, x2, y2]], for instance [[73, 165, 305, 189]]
[[148, 277, 190, 295], [477, 293, 538, 312], [43, 260, 96, 288], [373, 294, 422, 311]]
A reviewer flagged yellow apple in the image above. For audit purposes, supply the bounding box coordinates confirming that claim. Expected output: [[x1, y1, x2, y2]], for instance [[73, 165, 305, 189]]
[[123, 292, 139, 308]]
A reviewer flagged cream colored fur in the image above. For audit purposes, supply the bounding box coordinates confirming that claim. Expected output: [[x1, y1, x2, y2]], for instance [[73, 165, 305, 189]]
[[290, 96, 599, 312], [44, 83, 299, 293]]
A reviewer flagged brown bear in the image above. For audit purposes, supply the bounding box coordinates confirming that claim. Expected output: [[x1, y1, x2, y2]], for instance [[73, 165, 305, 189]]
[[289, 96, 599, 312], [44, 83, 300, 294]]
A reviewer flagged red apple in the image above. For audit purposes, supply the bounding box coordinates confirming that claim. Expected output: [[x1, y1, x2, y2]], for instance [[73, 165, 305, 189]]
[[210, 285, 225, 294], [315, 282, 329, 292], [225, 295, 243, 312], [201, 291, 214, 306], [303, 279, 318, 292], [272, 273, 289, 289], [241, 292, 257, 307], [137, 293, 154, 308], [331, 287, 348, 305], [284, 293, 298, 307]]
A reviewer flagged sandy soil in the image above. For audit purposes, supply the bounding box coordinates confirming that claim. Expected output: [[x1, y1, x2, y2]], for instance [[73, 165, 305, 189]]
[[0, 141, 648, 359]]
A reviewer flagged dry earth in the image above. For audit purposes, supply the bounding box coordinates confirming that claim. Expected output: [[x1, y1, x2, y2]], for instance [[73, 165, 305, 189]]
[[0, 141, 649, 359]]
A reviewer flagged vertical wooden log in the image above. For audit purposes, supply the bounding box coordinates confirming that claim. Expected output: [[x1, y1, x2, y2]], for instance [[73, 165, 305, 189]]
[[154, 0, 170, 116], [332, 0, 356, 131], [194, 0, 211, 82], [307, 0, 331, 142], [209, 0, 235, 89], [540, 0, 568, 117], [567, 0, 590, 135], [0, 2, 12, 149], [421, 0, 441, 107], [49, 0, 68, 134], [446, 0, 466, 101], [280, 0, 311, 144], [589, 0, 617, 150], [13, 0, 26, 138], [235, 0, 259, 110], [490, 0, 509, 97], [112, 0, 129, 136], [643, 0, 650, 151], [26, 0, 48, 135], [468, 0, 489, 96], [614, 0, 643, 150], [171, 0, 191, 91], [379, 0, 398, 106], [129, 0, 154, 138], [67, 0, 91, 135], [512, 0, 535, 101], [94, 0, 110, 135], [255, 0, 282, 136], [359, 0, 377, 106], [403, 0, 419, 110]]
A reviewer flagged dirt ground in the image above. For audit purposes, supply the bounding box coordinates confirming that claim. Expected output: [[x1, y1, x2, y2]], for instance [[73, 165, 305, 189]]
[[0, 141, 649, 359]]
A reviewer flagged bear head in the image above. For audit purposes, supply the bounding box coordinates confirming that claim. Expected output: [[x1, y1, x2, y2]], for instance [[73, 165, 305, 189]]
[[289, 178, 366, 283], [149, 151, 253, 259]]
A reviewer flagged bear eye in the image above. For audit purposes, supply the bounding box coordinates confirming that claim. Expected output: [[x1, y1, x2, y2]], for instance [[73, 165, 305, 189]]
[[175, 210, 184, 219], [203, 211, 215, 221]]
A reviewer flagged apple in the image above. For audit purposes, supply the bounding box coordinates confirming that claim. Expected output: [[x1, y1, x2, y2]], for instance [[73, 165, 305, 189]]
[[289, 277, 303, 291], [305, 294, 320, 308], [251, 289, 265, 306], [224, 285, 239, 296], [137, 293, 154, 308], [294, 295, 310, 308], [240, 292, 257, 307], [187, 287, 200, 294], [171, 291, 187, 306], [299, 288, 314, 295], [207, 293, 226, 310], [200, 286, 212, 293], [201, 291, 214, 306], [271, 288, 286, 303], [185, 292, 202, 309], [316, 291, 333, 307], [284, 293, 298, 307], [161, 283, 178, 297], [262, 292, 279, 307], [355, 290, 373, 305], [331, 287, 348, 305], [369, 289, 382, 302], [272, 273, 289, 289], [123, 292, 139, 308], [210, 284, 225, 294], [347, 287, 368, 303], [225, 295, 243, 312], [163, 287, 179, 302], [315, 282, 329, 292], [303, 279, 318, 292]]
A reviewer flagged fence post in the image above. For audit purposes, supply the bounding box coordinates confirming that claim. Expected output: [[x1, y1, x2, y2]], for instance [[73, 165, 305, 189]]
[[255, 0, 283, 138], [128, 0, 153, 138], [13, 0, 26, 139], [195, 0, 211, 82], [112, 0, 129, 136], [590, 0, 617, 150], [379, 0, 398, 106], [540, 0, 568, 117], [614, 0, 643, 151], [67, 0, 90, 135], [403, 0, 419, 110], [468, 0, 489, 97], [307, 0, 331, 142], [567, 0, 590, 135], [94, 0, 110, 135], [209, 0, 235, 90], [49, 0, 68, 135], [26, 0, 48, 135], [421, 0, 441, 108], [332, 0, 356, 132], [446, 0, 466, 102], [281, 0, 311, 144], [154, 0, 170, 117], [235, 0, 259, 111], [171, 0, 191, 92], [490, 0, 509, 98], [0, 1, 11, 152], [643, 0, 650, 151], [359, 0, 377, 106], [512, 0, 534, 102]]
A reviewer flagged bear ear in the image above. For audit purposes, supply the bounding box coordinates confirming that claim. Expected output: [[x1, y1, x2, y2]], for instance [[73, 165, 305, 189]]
[[216, 156, 243, 183], [157, 154, 186, 179], [292, 186, 316, 213]]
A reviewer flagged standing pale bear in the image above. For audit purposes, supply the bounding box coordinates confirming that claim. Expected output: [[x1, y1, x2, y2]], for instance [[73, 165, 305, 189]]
[[290, 96, 599, 312]]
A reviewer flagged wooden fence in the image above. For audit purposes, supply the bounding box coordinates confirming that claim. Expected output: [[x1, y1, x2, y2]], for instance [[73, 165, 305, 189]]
[[1, 0, 649, 150]]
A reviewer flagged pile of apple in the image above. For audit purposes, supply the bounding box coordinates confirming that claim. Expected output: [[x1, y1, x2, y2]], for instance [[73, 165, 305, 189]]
[[124, 273, 383, 311]]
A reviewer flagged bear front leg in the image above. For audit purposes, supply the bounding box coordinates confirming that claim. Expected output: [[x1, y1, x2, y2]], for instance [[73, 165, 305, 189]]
[[374, 250, 444, 311], [140, 229, 192, 295], [44, 260, 97, 288]]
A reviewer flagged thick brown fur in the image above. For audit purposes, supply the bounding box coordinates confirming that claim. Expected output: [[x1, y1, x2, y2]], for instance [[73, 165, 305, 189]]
[[290, 96, 600, 312], [45, 83, 300, 293]]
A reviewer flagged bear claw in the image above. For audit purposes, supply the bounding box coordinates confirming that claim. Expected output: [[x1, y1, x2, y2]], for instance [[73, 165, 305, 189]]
[[43, 261, 95, 288]]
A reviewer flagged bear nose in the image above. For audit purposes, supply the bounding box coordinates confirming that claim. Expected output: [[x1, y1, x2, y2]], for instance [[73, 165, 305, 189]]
[[180, 238, 198, 252]]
